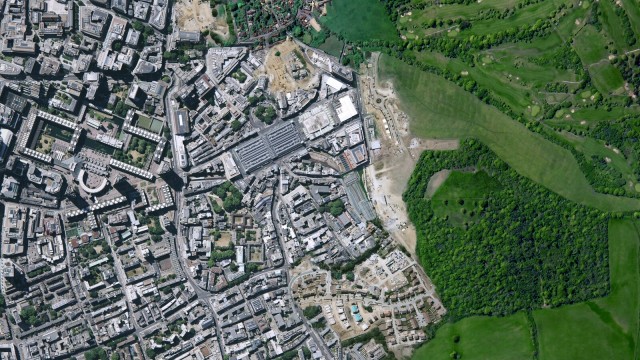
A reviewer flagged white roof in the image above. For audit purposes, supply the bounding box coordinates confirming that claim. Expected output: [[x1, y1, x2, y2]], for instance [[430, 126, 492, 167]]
[[325, 75, 346, 91], [336, 95, 358, 122]]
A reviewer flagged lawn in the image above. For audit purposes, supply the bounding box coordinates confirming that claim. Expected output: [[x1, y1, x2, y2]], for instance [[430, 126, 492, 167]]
[[559, 132, 636, 188], [590, 62, 625, 96], [620, 0, 640, 40], [569, 106, 640, 123], [321, 0, 397, 42], [136, 115, 163, 133], [534, 302, 634, 360], [43, 122, 73, 142], [36, 134, 54, 154], [573, 25, 608, 65], [599, 0, 630, 52], [379, 54, 640, 212], [83, 137, 116, 155], [413, 32, 577, 117], [411, 312, 535, 360], [402, 0, 517, 23]]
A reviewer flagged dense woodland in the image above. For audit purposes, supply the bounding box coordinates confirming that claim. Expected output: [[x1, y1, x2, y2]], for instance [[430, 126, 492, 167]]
[[404, 140, 609, 318]]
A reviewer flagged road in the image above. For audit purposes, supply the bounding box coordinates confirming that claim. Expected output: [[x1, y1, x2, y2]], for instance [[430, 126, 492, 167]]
[[271, 182, 336, 360], [162, 71, 228, 355]]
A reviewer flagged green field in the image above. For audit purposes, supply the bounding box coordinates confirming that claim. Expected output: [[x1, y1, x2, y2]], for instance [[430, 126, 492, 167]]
[[411, 312, 535, 360], [431, 171, 501, 226], [321, 0, 397, 42], [413, 218, 640, 360], [599, 0, 630, 52], [379, 54, 640, 212], [620, 0, 640, 39], [573, 25, 608, 65], [317, 35, 344, 57], [535, 218, 640, 360], [466, 0, 568, 37], [559, 132, 636, 186], [413, 32, 577, 117], [590, 62, 625, 95], [402, 0, 517, 22]]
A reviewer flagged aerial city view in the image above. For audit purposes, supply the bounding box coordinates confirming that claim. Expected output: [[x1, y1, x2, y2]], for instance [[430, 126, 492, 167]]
[[0, 0, 639, 359]]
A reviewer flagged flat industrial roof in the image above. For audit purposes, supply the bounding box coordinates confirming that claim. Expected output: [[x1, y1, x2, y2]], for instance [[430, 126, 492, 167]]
[[336, 95, 357, 122]]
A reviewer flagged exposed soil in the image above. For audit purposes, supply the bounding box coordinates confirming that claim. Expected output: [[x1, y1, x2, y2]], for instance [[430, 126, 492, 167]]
[[176, 0, 229, 39], [262, 39, 320, 93], [425, 169, 451, 198]]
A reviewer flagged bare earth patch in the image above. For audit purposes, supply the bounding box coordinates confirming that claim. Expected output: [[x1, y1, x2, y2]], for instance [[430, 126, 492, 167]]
[[262, 39, 320, 93], [424, 139, 459, 150], [425, 169, 451, 198], [175, 0, 229, 39], [365, 156, 417, 253], [309, 18, 322, 32]]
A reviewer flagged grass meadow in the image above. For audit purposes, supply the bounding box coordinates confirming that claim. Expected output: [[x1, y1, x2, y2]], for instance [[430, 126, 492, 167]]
[[316, 35, 343, 57], [321, 0, 397, 42], [590, 62, 625, 96], [411, 312, 535, 360], [378, 55, 640, 212], [573, 25, 608, 65], [599, 0, 630, 52]]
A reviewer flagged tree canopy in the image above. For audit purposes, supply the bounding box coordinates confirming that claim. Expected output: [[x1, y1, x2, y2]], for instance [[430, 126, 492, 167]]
[[404, 140, 609, 318]]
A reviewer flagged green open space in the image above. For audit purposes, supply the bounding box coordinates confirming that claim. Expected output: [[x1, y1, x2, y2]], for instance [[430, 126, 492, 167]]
[[560, 132, 635, 184], [83, 137, 116, 156], [412, 215, 640, 360], [620, 0, 640, 40], [566, 106, 640, 124], [465, 0, 568, 37], [431, 171, 501, 227], [412, 31, 579, 117], [321, 0, 397, 42], [599, 0, 630, 52], [112, 135, 154, 168], [135, 114, 163, 133], [379, 54, 640, 212], [534, 218, 640, 360], [541, 2, 588, 42], [411, 312, 534, 360], [405, 139, 610, 317], [590, 62, 625, 96], [399, 0, 517, 25], [42, 122, 73, 143], [573, 25, 609, 65], [317, 35, 343, 58]]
